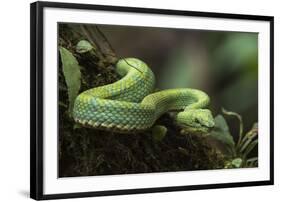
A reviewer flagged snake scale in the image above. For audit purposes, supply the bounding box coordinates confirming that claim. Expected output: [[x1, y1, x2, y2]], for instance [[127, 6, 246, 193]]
[[73, 58, 215, 133]]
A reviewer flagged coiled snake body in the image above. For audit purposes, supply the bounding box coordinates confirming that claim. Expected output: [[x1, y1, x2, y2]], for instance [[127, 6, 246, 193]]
[[73, 58, 214, 133]]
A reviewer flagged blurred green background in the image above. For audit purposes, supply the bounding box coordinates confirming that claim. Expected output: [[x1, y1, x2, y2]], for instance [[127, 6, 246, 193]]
[[99, 25, 258, 138]]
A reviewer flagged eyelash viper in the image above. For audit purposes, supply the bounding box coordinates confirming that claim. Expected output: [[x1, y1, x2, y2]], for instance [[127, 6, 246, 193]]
[[73, 58, 215, 134]]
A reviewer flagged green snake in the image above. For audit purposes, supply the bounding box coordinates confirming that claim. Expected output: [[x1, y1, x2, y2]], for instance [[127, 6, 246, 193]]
[[73, 58, 215, 133]]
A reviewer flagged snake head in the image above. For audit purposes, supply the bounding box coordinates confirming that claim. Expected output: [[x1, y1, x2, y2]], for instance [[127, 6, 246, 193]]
[[176, 109, 215, 134]]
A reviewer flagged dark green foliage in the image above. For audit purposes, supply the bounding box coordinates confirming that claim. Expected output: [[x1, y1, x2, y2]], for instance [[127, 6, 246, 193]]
[[207, 109, 258, 168], [59, 47, 81, 114], [208, 115, 236, 155]]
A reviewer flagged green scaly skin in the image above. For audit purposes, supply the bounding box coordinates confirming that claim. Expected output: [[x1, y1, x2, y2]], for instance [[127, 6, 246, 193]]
[[73, 58, 215, 133]]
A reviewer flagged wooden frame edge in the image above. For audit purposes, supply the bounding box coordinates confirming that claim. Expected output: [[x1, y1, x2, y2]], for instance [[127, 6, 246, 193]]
[[30, 1, 274, 200]]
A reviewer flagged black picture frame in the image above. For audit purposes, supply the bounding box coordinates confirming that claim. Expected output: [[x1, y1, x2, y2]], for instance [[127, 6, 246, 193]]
[[30, 1, 274, 200]]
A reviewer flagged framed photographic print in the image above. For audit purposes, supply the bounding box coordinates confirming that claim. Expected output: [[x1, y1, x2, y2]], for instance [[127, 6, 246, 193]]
[[30, 1, 274, 200]]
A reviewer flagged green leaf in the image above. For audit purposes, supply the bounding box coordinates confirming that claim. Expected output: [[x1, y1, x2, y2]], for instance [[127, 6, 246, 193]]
[[231, 158, 243, 168], [239, 122, 258, 152], [152, 125, 167, 142], [208, 115, 235, 156], [245, 157, 258, 167], [76, 40, 95, 53], [59, 47, 81, 115], [243, 139, 258, 159], [222, 108, 243, 147], [214, 114, 230, 132]]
